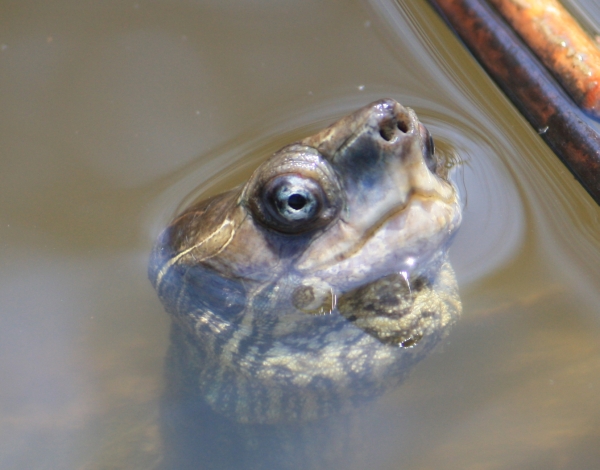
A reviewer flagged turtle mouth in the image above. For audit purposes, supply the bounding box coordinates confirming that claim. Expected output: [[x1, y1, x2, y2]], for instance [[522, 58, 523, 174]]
[[330, 188, 459, 266], [296, 179, 460, 284]]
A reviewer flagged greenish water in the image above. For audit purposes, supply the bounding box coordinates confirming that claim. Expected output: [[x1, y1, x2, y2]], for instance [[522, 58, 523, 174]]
[[1, 0, 599, 468]]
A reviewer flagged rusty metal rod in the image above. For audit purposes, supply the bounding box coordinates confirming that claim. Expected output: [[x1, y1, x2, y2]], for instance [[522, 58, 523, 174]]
[[427, 0, 600, 205], [489, 0, 600, 119]]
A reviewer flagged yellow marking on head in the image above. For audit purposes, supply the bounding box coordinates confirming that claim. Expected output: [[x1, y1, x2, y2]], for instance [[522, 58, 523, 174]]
[[155, 216, 239, 289]]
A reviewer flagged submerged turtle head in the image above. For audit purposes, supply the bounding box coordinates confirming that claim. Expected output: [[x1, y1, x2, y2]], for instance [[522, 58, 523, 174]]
[[150, 99, 462, 424]]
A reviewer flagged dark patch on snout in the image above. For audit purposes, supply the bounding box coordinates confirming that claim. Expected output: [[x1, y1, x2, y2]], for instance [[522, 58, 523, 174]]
[[330, 100, 415, 191], [333, 132, 412, 191], [333, 134, 387, 189]]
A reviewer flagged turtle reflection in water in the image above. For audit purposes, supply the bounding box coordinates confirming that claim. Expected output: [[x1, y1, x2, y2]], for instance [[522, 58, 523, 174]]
[[149, 99, 462, 469]]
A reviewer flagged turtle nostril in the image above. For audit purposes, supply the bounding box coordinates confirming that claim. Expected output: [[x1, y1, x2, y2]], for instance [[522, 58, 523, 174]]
[[378, 112, 411, 142], [379, 118, 409, 141], [379, 126, 395, 142]]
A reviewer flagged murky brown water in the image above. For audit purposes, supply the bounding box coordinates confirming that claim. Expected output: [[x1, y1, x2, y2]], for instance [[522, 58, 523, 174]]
[[1, 0, 600, 469]]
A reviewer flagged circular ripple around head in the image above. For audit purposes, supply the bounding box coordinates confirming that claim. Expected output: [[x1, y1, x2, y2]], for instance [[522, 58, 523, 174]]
[[412, 101, 526, 286]]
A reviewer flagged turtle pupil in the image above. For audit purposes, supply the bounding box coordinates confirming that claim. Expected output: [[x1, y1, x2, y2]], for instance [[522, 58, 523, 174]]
[[288, 194, 306, 210]]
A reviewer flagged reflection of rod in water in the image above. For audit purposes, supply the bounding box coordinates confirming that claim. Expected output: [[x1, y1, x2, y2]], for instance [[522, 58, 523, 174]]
[[427, 0, 600, 206]]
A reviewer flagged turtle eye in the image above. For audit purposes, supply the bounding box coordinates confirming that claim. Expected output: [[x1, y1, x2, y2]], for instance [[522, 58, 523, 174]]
[[259, 175, 329, 233], [427, 132, 435, 157], [419, 123, 437, 173]]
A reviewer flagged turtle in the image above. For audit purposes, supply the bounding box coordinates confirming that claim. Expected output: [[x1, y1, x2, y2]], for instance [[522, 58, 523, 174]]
[[148, 99, 462, 469]]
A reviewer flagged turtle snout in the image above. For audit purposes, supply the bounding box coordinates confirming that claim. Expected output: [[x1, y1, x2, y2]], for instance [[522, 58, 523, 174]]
[[369, 100, 439, 175], [372, 100, 415, 144]]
